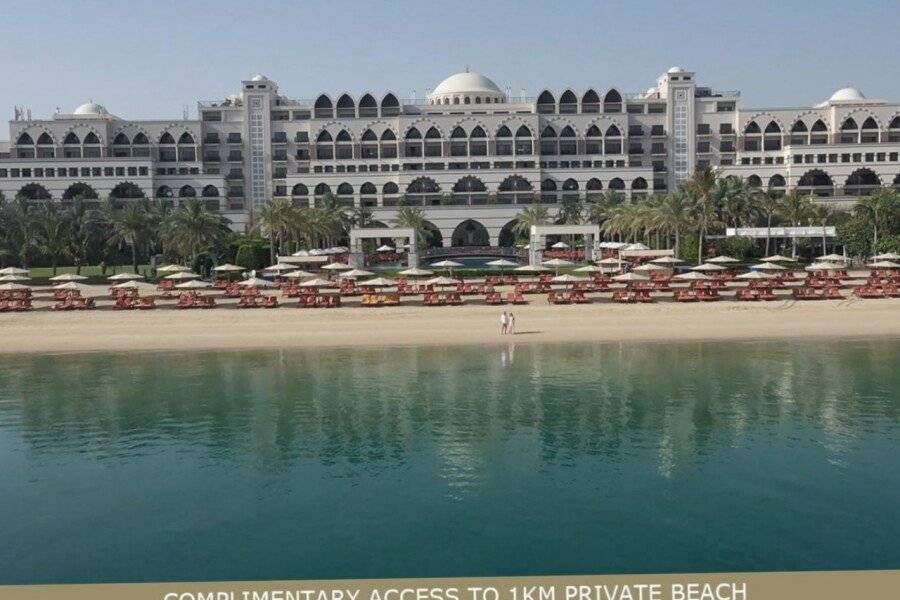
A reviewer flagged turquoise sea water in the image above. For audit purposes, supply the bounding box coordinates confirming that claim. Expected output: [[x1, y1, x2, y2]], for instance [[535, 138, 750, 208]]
[[0, 340, 898, 584]]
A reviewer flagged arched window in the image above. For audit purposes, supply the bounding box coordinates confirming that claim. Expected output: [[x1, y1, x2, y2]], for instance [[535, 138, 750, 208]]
[[840, 118, 860, 144], [559, 90, 577, 114], [585, 125, 602, 154], [537, 90, 556, 113], [36, 132, 53, 145], [425, 126, 441, 138], [336, 182, 353, 195], [744, 121, 761, 134], [764, 121, 781, 134], [586, 178, 603, 199], [179, 185, 196, 198], [383, 182, 399, 195], [132, 132, 149, 144], [768, 174, 786, 189], [631, 177, 648, 190], [743, 121, 761, 151], [559, 126, 576, 155], [159, 132, 175, 144], [336, 94, 355, 118], [380, 129, 396, 141], [514, 125, 533, 155], [360, 129, 378, 159], [450, 126, 466, 138], [314, 94, 333, 118], [316, 130, 334, 160], [763, 121, 782, 150], [201, 185, 219, 197], [63, 132, 81, 144], [790, 120, 809, 145], [380, 93, 400, 116], [317, 130, 333, 142], [603, 89, 622, 113], [747, 175, 762, 188], [516, 125, 532, 137], [469, 126, 487, 156], [16, 132, 34, 145], [360, 182, 377, 195], [451, 219, 490, 247], [424, 127, 442, 157], [562, 178, 579, 192], [498, 175, 534, 204], [177, 132, 194, 144], [860, 117, 880, 143], [540, 126, 557, 156], [17, 183, 51, 200], [541, 179, 558, 203], [62, 132, 82, 157], [156, 185, 173, 198], [791, 120, 808, 132], [582, 89, 600, 113], [62, 182, 99, 201], [797, 169, 834, 196], [604, 125, 622, 154], [359, 93, 377, 117], [405, 177, 440, 205], [404, 127, 423, 158], [496, 126, 512, 137], [335, 130, 352, 159], [810, 119, 828, 144], [452, 176, 487, 205], [113, 133, 130, 145], [840, 118, 858, 130], [361, 129, 377, 141], [844, 168, 880, 196], [609, 177, 625, 190], [314, 183, 331, 196], [110, 182, 145, 199], [292, 183, 308, 196]]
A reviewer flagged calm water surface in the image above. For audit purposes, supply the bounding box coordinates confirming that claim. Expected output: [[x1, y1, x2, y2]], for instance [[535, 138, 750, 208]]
[[0, 340, 898, 584]]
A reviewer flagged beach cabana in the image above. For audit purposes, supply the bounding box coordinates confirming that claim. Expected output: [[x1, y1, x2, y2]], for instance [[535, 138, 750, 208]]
[[284, 270, 317, 279], [749, 262, 786, 271], [633, 263, 667, 272], [376, 244, 394, 252], [321, 262, 352, 272], [551, 241, 570, 249], [53, 281, 103, 296], [238, 277, 276, 288], [112, 281, 159, 294], [736, 271, 771, 280], [818, 253, 848, 263], [612, 272, 650, 282], [0, 267, 30, 276], [263, 263, 296, 273], [164, 271, 202, 280], [49, 273, 88, 282], [761, 254, 794, 263], [674, 271, 710, 281], [175, 280, 211, 290], [156, 264, 190, 273], [871, 252, 900, 261], [429, 260, 463, 275], [542, 258, 574, 275], [360, 277, 396, 287], [514, 264, 550, 273], [650, 256, 684, 265], [867, 261, 900, 269], [425, 276, 458, 288], [486, 259, 518, 269], [805, 262, 842, 272], [0, 274, 30, 282], [0, 282, 31, 291], [398, 267, 434, 278], [213, 263, 244, 273], [298, 278, 335, 288], [691, 263, 727, 272], [573, 265, 602, 273]]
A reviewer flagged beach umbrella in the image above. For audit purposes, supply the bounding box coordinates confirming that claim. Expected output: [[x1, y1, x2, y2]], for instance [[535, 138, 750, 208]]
[[871, 252, 900, 261], [573, 265, 602, 273], [818, 253, 848, 262], [650, 256, 684, 265], [263, 263, 295, 273], [0, 274, 30, 282], [542, 258, 574, 267], [175, 280, 211, 289], [156, 264, 190, 273], [633, 263, 667, 272], [867, 261, 900, 269], [49, 273, 88, 282], [321, 262, 352, 271], [430, 260, 463, 269], [398, 267, 434, 277], [299, 278, 335, 288], [376, 244, 394, 252], [805, 262, 841, 272], [551, 274, 588, 283], [108, 272, 144, 281], [622, 243, 649, 251], [284, 270, 317, 279], [514, 264, 550, 273], [749, 262, 786, 271], [53, 282, 103, 296], [238, 277, 275, 288], [0, 267, 29, 275], [164, 271, 201, 280], [692, 263, 727, 272], [486, 259, 518, 268], [597, 257, 623, 266], [706, 255, 740, 264], [612, 272, 649, 282], [551, 241, 570, 249], [339, 269, 375, 279], [0, 282, 31, 291], [760, 254, 794, 263], [360, 277, 396, 287], [674, 271, 710, 281], [112, 281, 158, 294], [213, 263, 244, 272], [425, 276, 458, 287], [736, 271, 771, 280]]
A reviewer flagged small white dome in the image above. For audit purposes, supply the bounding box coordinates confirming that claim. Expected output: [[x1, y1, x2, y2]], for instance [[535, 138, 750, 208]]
[[430, 71, 504, 99], [667, 66, 685, 73], [828, 87, 866, 102], [73, 102, 108, 116], [250, 74, 268, 82]]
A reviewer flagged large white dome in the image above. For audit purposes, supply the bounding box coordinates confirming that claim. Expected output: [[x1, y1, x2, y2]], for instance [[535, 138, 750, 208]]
[[73, 102, 109, 117], [428, 71, 506, 105], [828, 87, 866, 102]]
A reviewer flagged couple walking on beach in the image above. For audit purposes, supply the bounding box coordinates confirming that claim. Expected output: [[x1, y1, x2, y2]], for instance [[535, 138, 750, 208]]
[[499, 311, 516, 335]]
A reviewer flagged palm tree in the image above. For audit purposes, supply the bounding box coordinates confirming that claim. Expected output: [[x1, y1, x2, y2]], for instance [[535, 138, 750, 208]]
[[256, 198, 296, 263], [683, 166, 719, 262], [161, 199, 231, 265], [37, 203, 71, 275], [780, 191, 814, 258], [650, 192, 694, 255], [7, 197, 39, 269], [587, 191, 624, 235], [811, 204, 834, 255], [512, 204, 551, 241], [759, 191, 784, 256], [393, 205, 431, 249], [107, 199, 154, 273], [855, 188, 898, 250], [65, 197, 99, 274]]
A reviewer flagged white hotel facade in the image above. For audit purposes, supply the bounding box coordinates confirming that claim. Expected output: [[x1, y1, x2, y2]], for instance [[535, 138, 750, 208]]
[[2, 67, 899, 246]]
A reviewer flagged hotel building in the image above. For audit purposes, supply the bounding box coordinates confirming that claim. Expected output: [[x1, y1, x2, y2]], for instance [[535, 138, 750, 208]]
[[2, 68, 899, 246]]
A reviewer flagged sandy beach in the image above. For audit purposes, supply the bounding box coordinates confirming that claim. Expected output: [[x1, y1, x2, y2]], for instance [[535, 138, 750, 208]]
[[1, 296, 898, 354]]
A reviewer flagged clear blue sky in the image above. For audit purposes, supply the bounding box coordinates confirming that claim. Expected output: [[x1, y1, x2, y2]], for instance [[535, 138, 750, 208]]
[[3, 0, 898, 130]]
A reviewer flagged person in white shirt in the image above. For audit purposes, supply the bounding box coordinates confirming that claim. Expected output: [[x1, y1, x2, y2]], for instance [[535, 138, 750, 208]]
[[508, 312, 516, 335], [499, 311, 508, 335]]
